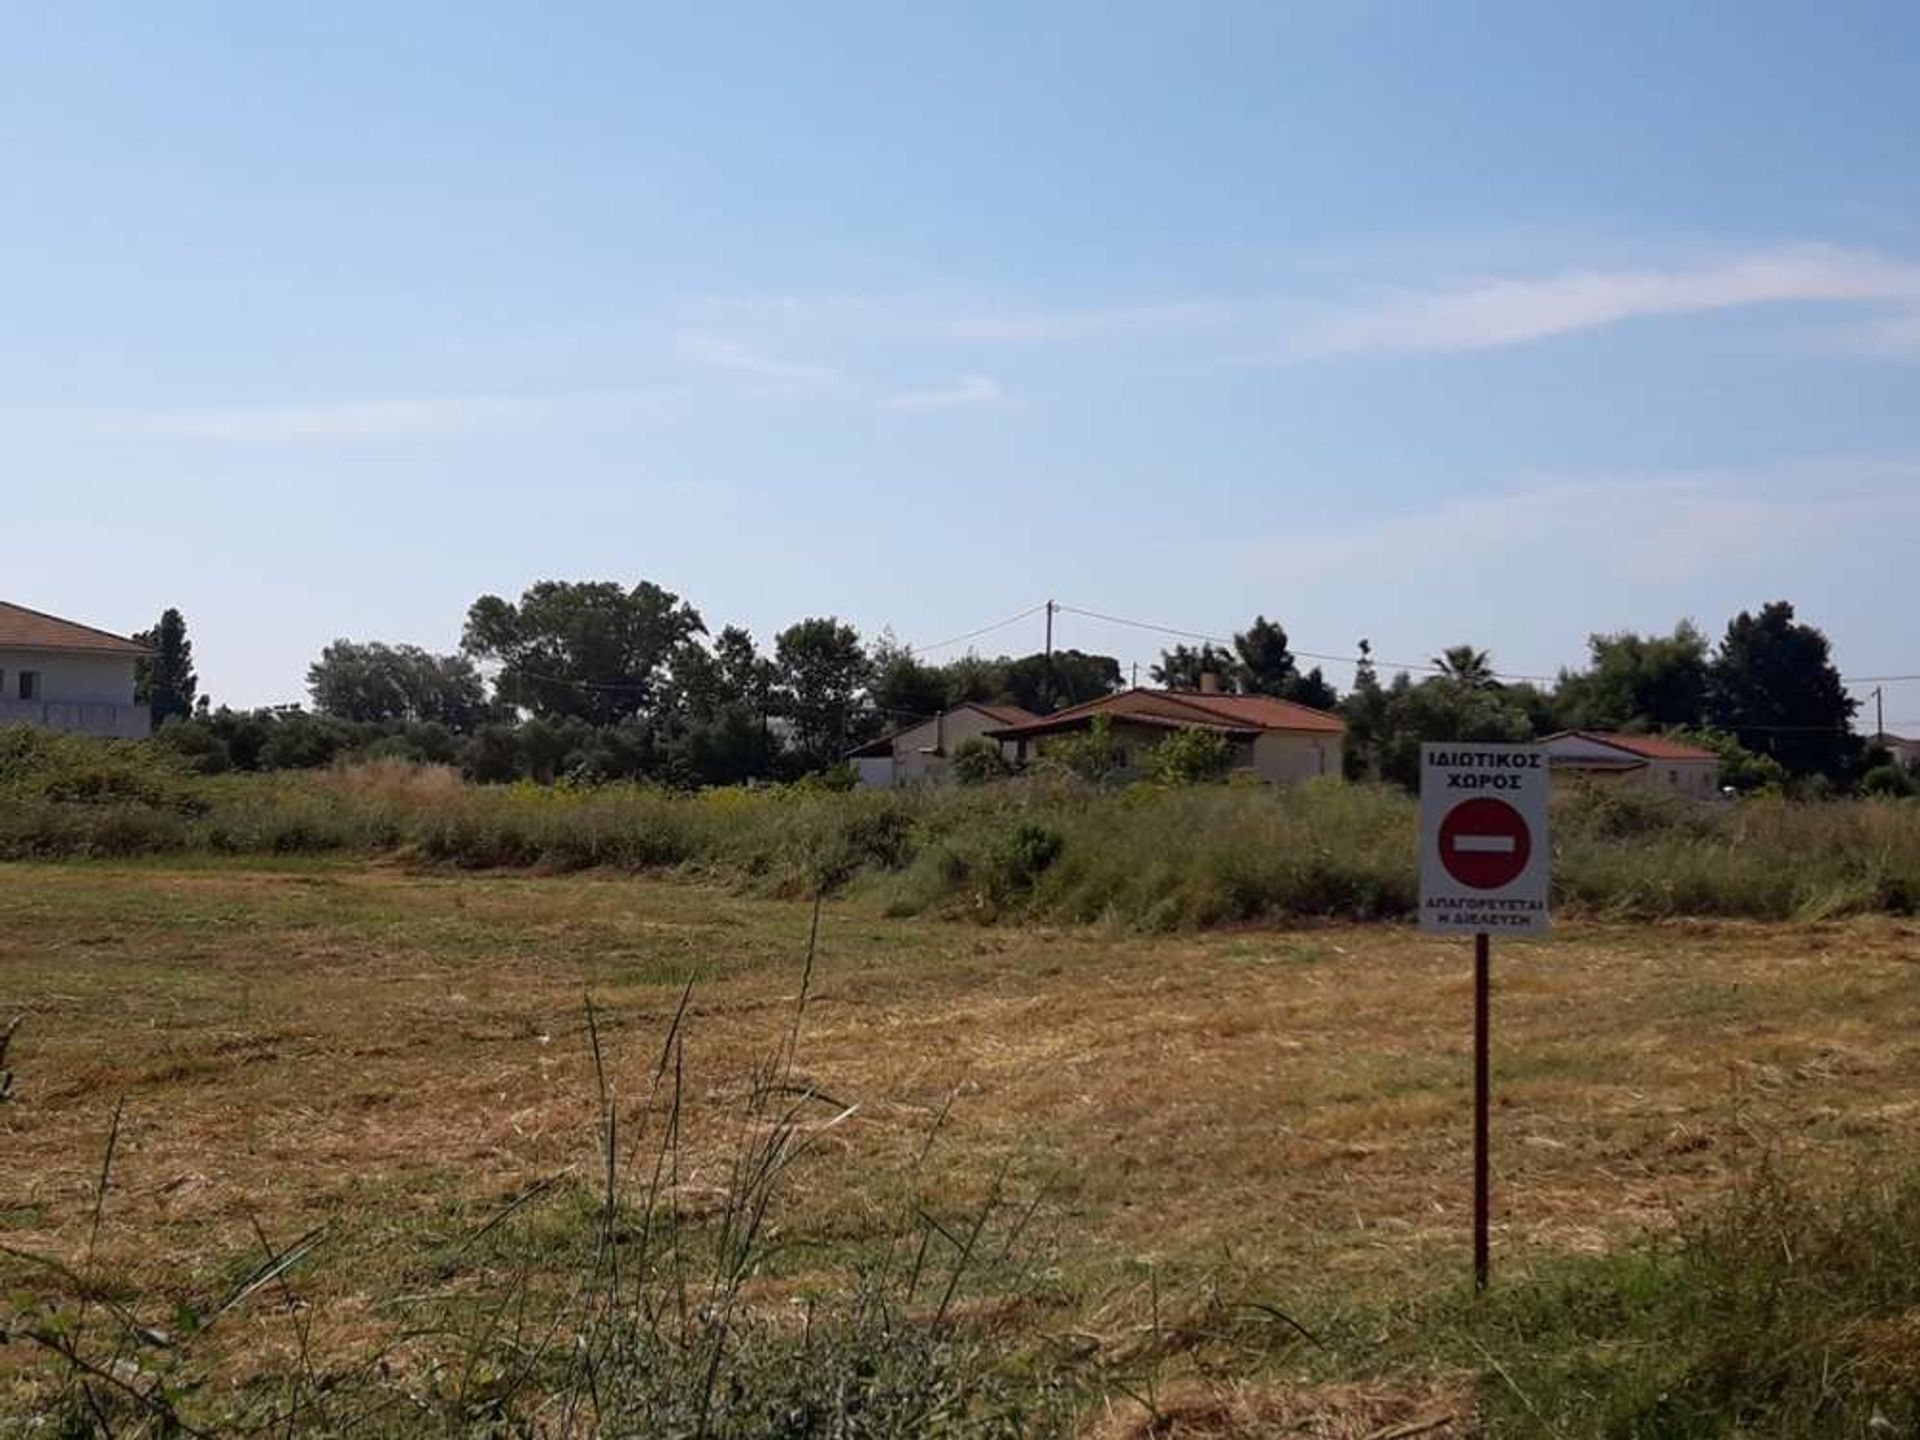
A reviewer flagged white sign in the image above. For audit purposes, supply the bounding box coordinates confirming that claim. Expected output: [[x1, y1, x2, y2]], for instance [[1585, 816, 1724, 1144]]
[[1419, 743, 1550, 935]]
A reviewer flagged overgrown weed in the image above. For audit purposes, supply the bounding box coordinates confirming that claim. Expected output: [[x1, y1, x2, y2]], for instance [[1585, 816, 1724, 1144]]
[[5, 728, 1918, 926]]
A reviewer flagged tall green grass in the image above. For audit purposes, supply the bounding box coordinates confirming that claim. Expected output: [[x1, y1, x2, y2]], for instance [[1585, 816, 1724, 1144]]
[[4, 727, 1917, 926], [1438, 1163, 1920, 1435]]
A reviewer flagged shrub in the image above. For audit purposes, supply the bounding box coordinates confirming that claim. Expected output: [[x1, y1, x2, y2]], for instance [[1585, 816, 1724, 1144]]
[[1040, 714, 1121, 783], [4, 733, 1920, 928], [1144, 727, 1235, 785], [951, 737, 1015, 785], [1860, 763, 1915, 798], [1454, 1164, 1920, 1436]]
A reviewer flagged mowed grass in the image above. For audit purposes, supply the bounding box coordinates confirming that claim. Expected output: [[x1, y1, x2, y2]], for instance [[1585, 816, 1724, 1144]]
[[5, 859, 1920, 1430]]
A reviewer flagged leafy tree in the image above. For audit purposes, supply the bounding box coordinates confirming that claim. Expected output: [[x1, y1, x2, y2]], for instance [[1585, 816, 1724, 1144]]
[[254, 710, 354, 770], [713, 625, 777, 716], [1366, 663, 1536, 790], [1340, 640, 1388, 780], [997, 650, 1122, 713], [307, 640, 489, 729], [940, 653, 1006, 707], [1431, 645, 1497, 689], [659, 625, 782, 784], [1145, 726, 1236, 785], [679, 707, 778, 787], [132, 608, 197, 728], [869, 632, 950, 727], [1707, 601, 1859, 778], [774, 617, 872, 767], [1556, 623, 1710, 731], [461, 723, 524, 783], [1661, 727, 1770, 794], [1227, 615, 1340, 709], [664, 641, 727, 723], [1283, 666, 1340, 711], [462, 580, 705, 727], [1502, 681, 1563, 738], [1152, 642, 1238, 691], [1232, 616, 1296, 695], [1041, 714, 1123, 782], [951, 736, 1015, 785]]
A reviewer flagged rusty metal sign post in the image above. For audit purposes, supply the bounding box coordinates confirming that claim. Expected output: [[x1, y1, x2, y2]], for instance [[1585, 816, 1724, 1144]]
[[1419, 744, 1551, 1290]]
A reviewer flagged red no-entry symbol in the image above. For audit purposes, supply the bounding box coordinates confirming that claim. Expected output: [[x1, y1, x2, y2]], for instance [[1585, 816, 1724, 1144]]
[[1438, 797, 1532, 890]]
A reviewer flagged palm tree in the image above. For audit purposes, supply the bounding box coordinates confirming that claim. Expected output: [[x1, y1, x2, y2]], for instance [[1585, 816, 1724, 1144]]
[[1432, 645, 1497, 688]]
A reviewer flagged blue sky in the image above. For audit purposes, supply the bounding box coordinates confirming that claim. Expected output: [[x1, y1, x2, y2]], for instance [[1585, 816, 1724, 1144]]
[[7, 2, 1919, 722]]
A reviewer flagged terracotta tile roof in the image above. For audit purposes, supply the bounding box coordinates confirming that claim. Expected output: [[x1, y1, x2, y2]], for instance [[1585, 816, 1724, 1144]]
[[0, 601, 150, 657], [1548, 730, 1719, 762], [1548, 753, 1646, 772], [1166, 691, 1347, 735], [988, 688, 1344, 739], [970, 702, 1040, 726]]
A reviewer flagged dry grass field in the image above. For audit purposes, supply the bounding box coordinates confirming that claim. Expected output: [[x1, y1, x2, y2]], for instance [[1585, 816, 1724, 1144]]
[[5, 858, 1920, 1433]]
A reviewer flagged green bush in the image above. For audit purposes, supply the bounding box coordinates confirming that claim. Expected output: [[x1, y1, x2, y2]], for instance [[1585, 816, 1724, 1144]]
[[1452, 1165, 1920, 1436], [951, 736, 1015, 785], [5, 733, 1920, 928], [1143, 726, 1235, 785], [1860, 763, 1915, 798]]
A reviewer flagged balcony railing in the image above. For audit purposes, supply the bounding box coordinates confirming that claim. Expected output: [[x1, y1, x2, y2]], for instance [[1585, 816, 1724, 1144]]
[[0, 700, 151, 739]]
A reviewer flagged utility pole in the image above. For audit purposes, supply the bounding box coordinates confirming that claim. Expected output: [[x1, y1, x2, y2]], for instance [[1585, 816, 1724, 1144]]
[[1875, 686, 1885, 741], [1042, 599, 1056, 712]]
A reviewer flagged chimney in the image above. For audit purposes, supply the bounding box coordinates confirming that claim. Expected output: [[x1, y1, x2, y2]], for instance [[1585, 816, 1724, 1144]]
[[1198, 671, 1222, 695]]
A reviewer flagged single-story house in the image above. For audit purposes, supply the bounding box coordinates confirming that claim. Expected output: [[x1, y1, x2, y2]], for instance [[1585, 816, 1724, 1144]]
[[986, 683, 1345, 784], [848, 701, 1039, 787], [1539, 730, 1721, 798], [1875, 732, 1920, 771], [0, 601, 152, 739]]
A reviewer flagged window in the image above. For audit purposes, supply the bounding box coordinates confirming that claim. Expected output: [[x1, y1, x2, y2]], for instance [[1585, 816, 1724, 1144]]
[[18, 671, 38, 701]]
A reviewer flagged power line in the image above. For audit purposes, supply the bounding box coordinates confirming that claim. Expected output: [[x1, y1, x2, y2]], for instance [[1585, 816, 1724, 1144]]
[[907, 601, 1050, 657], [448, 594, 1920, 721], [1051, 603, 1562, 684]]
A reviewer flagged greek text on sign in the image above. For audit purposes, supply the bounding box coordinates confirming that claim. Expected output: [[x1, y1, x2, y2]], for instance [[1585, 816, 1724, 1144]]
[[1420, 744, 1550, 935]]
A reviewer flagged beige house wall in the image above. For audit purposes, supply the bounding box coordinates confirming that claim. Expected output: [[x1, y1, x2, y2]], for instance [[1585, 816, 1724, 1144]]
[[1250, 730, 1341, 784], [0, 647, 148, 738], [1027, 722, 1338, 784], [1550, 759, 1720, 799], [866, 707, 1027, 787]]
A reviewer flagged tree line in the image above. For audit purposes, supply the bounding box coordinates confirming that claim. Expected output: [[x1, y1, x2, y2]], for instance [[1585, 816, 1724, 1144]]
[[126, 586, 1908, 795]]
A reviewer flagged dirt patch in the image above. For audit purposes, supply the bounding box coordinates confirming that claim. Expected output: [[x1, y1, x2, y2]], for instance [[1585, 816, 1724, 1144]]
[[1085, 1379, 1470, 1439]]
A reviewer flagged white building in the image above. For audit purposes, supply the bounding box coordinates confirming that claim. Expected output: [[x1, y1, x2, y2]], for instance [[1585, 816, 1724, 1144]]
[[848, 702, 1039, 787], [0, 601, 152, 739], [988, 685, 1345, 784], [1877, 733, 1920, 771], [1540, 730, 1721, 798]]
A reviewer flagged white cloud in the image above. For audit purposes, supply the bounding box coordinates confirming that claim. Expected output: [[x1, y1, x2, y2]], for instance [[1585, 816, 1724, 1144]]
[[74, 391, 676, 443], [676, 333, 841, 390], [1246, 459, 1920, 687], [942, 302, 1225, 344], [888, 374, 1012, 412], [1270, 460, 1920, 590], [1295, 245, 1920, 357]]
